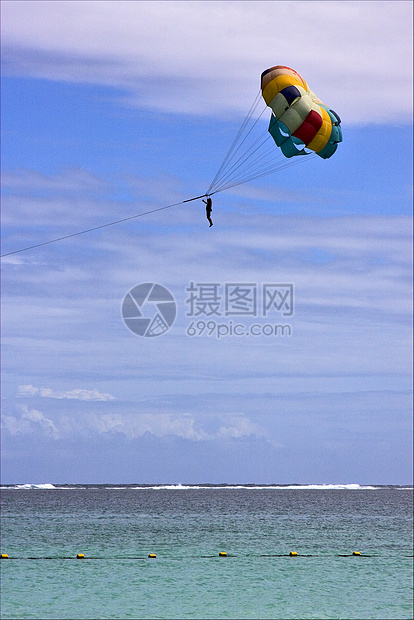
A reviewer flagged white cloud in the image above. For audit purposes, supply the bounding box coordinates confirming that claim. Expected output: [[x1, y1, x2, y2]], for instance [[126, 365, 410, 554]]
[[86, 412, 209, 440], [88, 411, 268, 442], [2, 405, 267, 443], [216, 415, 269, 440], [17, 385, 115, 401], [3, 213, 412, 334], [1, 168, 109, 196], [2, 405, 60, 439], [1, 1, 412, 123]]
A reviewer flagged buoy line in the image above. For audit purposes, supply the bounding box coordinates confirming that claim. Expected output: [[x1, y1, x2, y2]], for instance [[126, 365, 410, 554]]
[[2, 552, 401, 560]]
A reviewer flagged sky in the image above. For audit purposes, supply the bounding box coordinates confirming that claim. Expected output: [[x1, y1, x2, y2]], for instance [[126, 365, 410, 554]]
[[1, 1, 413, 484]]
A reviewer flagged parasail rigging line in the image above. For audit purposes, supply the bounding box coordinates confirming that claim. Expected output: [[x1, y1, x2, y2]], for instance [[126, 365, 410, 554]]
[[206, 89, 315, 196], [208, 120, 270, 193], [213, 146, 311, 193], [208, 132, 277, 194], [207, 90, 265, 195], [0, 195, 207, 258], [211, 151, 317, 195]]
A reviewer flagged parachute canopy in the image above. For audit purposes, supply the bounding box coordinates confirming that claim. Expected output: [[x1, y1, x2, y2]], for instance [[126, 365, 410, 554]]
[[261, 66, 342, 159], [206, 65, 342, 196]]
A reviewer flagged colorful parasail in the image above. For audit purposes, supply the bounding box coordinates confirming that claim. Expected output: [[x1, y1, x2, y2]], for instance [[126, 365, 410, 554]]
[[261, 65, 342, 159]]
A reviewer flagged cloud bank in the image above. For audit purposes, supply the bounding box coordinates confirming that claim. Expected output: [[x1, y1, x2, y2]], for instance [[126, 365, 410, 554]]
[[2, 1, 413, 123], [3, 406, 267, 444]]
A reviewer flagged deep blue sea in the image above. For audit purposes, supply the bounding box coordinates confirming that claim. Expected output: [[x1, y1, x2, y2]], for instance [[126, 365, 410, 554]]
[[1, 484, 413, 620]]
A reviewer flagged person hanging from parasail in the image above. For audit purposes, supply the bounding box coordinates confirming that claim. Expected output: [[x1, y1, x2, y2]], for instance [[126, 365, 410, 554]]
[[203, 196, 213, 227]]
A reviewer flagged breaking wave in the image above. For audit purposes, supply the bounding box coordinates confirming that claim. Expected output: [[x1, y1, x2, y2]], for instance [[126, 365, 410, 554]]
[[2, 483, 411, 490]]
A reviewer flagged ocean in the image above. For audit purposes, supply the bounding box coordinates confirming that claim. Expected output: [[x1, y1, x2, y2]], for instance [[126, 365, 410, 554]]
[[0, 484, 412, 620]]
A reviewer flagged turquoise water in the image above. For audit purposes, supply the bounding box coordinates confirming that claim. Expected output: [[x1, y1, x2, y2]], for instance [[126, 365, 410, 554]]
[[1, 485, 413, 619]]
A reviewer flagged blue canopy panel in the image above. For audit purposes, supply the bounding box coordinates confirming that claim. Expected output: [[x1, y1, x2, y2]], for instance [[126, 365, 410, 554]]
[[268, 115, 308, 158], [268, 107, 342, 160], [317, 107, 343, 159]]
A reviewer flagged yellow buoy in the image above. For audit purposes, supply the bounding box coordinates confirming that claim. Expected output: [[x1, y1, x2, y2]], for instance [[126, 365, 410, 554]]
[[1, 554, 9, 559], [289, 551, 298, 556], [148, 553, 156, 558], [219, 552, 227, 557], [353, 551, 361, 556], [76, 554, 85, 559]]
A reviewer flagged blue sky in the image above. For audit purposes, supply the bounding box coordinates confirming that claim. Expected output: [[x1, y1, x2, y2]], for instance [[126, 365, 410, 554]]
[[1, 1, 412, 484]]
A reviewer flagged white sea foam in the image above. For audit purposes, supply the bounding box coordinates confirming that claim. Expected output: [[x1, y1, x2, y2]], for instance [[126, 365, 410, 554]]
[[267, 484, 380, 490], [2, 483, 400, 491], [132, 484, 201, 490], [11, 483, 57, 490], [128, 483, 380, 490]]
